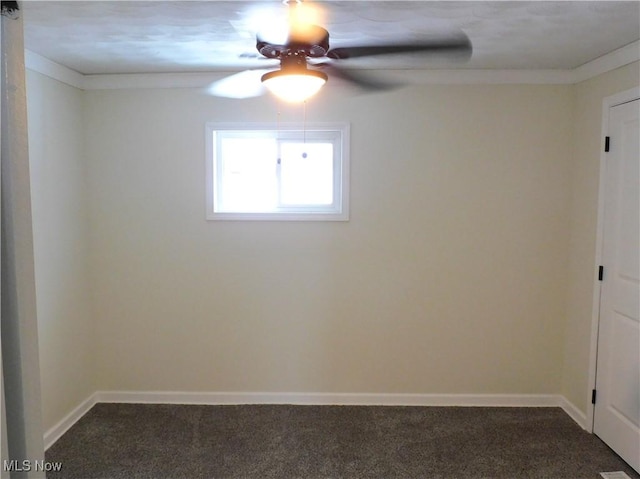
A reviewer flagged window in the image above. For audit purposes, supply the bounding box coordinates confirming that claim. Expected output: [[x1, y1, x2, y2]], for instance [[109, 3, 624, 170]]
[[206, 122, 349, 221]]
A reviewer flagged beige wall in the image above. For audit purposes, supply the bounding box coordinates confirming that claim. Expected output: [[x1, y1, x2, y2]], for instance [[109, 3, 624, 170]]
[[562, 61, 640, 413], [26, 71, 95, 431], [28, 63, 638, 431], [84, 84, 572, 395]]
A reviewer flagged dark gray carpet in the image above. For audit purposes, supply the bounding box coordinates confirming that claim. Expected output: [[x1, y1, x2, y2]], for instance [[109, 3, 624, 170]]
[[45, 403, 639, 479]]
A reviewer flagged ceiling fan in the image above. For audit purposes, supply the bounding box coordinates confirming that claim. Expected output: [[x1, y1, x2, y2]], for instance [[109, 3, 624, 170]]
[[209, 0, 472, 103]]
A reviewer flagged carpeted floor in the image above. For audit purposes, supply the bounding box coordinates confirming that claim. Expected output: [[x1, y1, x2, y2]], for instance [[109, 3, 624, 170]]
[[45, 404, 639, 479]]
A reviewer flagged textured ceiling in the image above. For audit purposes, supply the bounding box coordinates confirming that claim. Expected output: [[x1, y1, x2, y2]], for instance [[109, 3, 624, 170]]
[[21, 1, 640, 75]]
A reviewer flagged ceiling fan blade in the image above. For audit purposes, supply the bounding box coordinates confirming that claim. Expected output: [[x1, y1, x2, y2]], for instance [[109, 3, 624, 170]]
[[315, 63, 401, 92], [238, 52, 277, 60], [327, 33, 472, 62], [207, 69, 271, 99]]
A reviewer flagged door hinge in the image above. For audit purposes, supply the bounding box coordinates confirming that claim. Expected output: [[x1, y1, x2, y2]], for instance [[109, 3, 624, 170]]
[[598, 265, 604, 281], [592, 389, 597, 404], [604, 136, 610, 152]]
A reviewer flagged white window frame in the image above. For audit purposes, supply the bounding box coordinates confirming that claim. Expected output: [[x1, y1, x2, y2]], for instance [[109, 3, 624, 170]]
[[206, 122, 350, 221]]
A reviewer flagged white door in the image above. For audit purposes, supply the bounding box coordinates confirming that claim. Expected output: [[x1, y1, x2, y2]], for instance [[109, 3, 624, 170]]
[[594, 98, 640, 473]]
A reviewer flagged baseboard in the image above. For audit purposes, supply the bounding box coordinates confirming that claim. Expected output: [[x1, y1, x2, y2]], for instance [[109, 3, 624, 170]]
[[43, 393, 97, 450], [559, 395, 589, 430], [45, 391, 586, 450], [94, 390, 561, 408]]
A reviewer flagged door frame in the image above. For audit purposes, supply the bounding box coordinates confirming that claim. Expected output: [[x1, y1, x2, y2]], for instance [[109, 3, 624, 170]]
[[587, 85, 640, 432]]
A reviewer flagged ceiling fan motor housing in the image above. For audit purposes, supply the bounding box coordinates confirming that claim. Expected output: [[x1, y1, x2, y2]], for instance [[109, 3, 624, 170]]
[[257, 25, 330, 58]]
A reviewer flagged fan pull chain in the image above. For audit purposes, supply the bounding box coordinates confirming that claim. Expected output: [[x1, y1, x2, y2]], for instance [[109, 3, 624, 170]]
[[277, 102, 281, 140], [302, 100, 308, 159], [277, 102, 283, 166]]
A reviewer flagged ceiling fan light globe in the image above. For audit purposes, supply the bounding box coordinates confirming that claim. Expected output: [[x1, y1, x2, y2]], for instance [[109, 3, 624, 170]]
[[261, 69, 327, 103]]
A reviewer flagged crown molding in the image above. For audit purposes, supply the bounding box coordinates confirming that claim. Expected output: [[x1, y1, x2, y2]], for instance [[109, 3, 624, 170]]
[[571, 40, 640, 83], [382, 68, 574, 84], [81, 71, 224, 90], [24, 50, 85, 89], [25, 40, 639, 91]]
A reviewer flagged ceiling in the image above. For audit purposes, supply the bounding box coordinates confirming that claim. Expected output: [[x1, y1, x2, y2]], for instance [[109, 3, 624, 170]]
[[21, 1, 640, 75]]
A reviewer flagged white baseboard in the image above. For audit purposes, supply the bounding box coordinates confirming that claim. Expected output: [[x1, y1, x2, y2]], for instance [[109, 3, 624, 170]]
[[44, 391, 587, 449], [559, 395, 589, 430], [43, 393, 97, 450], [95, 390, 561, 408]]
